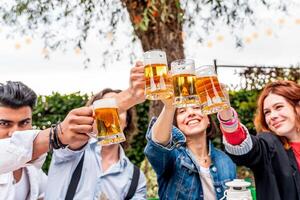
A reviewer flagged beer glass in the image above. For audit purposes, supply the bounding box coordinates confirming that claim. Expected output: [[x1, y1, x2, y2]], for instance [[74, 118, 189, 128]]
[[144, 50, 173, 100], [93, 98, 126, 146], [195, 65, 230, 114], [171, 59, 199, 107]]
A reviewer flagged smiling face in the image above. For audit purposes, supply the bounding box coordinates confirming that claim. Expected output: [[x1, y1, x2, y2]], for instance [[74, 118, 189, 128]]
[[175, 105, 209, 137], [0, 106, 32, 139], [263, 93, 297, 140]]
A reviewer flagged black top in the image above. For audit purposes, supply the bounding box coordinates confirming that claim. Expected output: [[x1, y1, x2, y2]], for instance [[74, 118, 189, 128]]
[[228, 133, 300, 200]]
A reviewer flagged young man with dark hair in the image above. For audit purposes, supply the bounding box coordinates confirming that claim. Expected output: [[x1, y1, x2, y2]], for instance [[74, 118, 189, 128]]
[[0, 81, 95, 199], [0, 81, 47, 199]]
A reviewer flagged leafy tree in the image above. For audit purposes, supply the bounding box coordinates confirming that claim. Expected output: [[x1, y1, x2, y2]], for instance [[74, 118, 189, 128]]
[[239, 65, 300, 90], [0, 0, 288, 117], [1, 0, 286, 63]]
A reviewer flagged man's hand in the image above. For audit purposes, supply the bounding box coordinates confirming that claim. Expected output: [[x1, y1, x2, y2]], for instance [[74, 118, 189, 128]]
[[128, 61, 146, 105], [116, 61, 146, 113], [59, 106, 94, 150]]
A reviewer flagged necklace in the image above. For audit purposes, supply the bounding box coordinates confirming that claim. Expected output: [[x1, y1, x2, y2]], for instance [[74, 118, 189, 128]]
[[197, 155, 210, 164]]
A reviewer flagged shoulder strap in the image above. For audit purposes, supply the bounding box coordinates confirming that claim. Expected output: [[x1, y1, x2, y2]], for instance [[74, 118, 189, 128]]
[[65, 152, 85, 200], [124, 164, 140, 200]]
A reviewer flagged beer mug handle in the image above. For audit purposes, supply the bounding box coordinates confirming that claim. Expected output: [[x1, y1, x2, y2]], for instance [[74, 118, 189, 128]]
[[87, 132, 97, 139], [220, 190, 228, 200]]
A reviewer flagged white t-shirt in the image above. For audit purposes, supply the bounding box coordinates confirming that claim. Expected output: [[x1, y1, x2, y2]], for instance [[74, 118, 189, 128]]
[[14, 168, 30, 199], [0, 130, 47, 200], [199, 166, 217, 200]]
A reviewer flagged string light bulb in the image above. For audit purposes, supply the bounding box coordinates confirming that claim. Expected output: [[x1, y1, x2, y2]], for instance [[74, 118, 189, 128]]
[[207, 41, 213, 48]]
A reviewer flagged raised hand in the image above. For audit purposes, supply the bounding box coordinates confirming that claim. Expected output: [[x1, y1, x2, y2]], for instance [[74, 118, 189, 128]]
[[59, 106, 94, 150], [128, 61, 146, 105]]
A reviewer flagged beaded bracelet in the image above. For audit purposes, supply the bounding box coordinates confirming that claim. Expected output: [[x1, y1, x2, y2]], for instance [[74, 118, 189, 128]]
[[49, 123, 67, 150]]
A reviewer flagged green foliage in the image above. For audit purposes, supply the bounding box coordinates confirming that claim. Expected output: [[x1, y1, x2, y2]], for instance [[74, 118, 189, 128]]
[[229, 89, 259, 135], [32, 92, 89, 130], [126, 100, 150, 166]]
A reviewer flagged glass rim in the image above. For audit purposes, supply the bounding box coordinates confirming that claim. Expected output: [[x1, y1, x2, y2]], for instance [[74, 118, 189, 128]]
[[143, 49, 166, 58], [171, 58, 195, 65], [144, 49, 164, 53], [171, 59, 195, 75], [195, 64, 217, 70]]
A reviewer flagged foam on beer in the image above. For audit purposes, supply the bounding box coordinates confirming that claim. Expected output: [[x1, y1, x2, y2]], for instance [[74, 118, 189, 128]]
[[144, 50, 167, 65], [195, 65, 216, 77], [93, 98, 117, 109], [171, 59, 196, 75]]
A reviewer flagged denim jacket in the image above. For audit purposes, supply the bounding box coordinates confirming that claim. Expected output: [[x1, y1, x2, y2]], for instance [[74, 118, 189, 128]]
[[144, 118, 236, 200]]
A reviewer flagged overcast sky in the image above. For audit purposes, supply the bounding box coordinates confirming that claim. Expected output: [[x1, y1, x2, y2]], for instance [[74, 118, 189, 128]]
[[0, 1, 299, 95]]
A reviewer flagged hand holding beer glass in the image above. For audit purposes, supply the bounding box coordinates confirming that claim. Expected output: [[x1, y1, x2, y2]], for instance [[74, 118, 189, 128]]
[[171, 59, 199, 107], [144, 50, 173, 100], [93, 98, 126, 146], [195, 65, 230, 114]]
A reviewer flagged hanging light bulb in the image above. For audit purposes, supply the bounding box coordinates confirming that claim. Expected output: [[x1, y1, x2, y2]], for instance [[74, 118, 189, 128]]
[[252, 32, 258, 39], [266, 28, 273, 36], [75, 47, 81, 55], [41, 48, 49, 56], [216, 35, 224, 42], [25, 37, 32, 44], [244, 37, 252, 44], [181, 31, 186, 40], [15, 42, 21, 49], [106, 31, 113, 41], [207, 41, 213, 48], [278, 18, 285, 25]]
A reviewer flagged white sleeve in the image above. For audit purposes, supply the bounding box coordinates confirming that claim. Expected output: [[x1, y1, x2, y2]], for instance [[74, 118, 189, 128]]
[[0, 130, 41, 174], [37, 169, 48, 199]]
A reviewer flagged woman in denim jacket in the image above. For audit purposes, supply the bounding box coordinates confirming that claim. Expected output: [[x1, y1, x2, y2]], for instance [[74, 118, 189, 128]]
[[144, 97, 236, 200]]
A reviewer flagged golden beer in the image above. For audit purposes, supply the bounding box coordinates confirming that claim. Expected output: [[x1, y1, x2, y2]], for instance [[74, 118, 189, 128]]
[[144, 63, 173, 100], [195, 75, 230, 114], [144, 50, 173, 100], [93, 99, 126, 146], [171, 59, 199, 107]]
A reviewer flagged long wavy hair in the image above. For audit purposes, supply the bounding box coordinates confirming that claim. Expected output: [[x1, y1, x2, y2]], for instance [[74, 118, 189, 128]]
[[254, 80, 300, 148], [86, 88, 138, 150]]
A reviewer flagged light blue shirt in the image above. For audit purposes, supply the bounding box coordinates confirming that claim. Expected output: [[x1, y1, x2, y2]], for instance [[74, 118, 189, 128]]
[[45, 139, 147, 200]]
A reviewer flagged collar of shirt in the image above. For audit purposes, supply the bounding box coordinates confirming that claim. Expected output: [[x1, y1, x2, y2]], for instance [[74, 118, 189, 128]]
[[89, 138, 129, 174]]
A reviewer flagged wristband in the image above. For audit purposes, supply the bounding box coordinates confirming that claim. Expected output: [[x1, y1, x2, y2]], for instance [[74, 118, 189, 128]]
[[217, 107, 239, 127]]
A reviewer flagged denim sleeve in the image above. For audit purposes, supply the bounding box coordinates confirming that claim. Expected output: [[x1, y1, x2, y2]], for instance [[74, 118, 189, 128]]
[[144, 117, 182, 177]]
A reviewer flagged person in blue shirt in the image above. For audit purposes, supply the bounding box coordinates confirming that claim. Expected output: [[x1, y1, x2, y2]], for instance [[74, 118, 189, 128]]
[[144, 97, 236, 200], [45, 62, 147, 200]]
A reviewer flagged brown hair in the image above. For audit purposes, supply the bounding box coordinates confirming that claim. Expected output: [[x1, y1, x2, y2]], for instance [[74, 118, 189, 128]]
[[173, 109, 218, 140], [86, 88, 138, 150], [254, 80, 300, 148]]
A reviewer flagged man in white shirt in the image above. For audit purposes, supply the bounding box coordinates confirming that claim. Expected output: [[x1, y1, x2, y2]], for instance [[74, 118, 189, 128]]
[[0, 81, 95, 200], [0, 81, 47, 200]]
